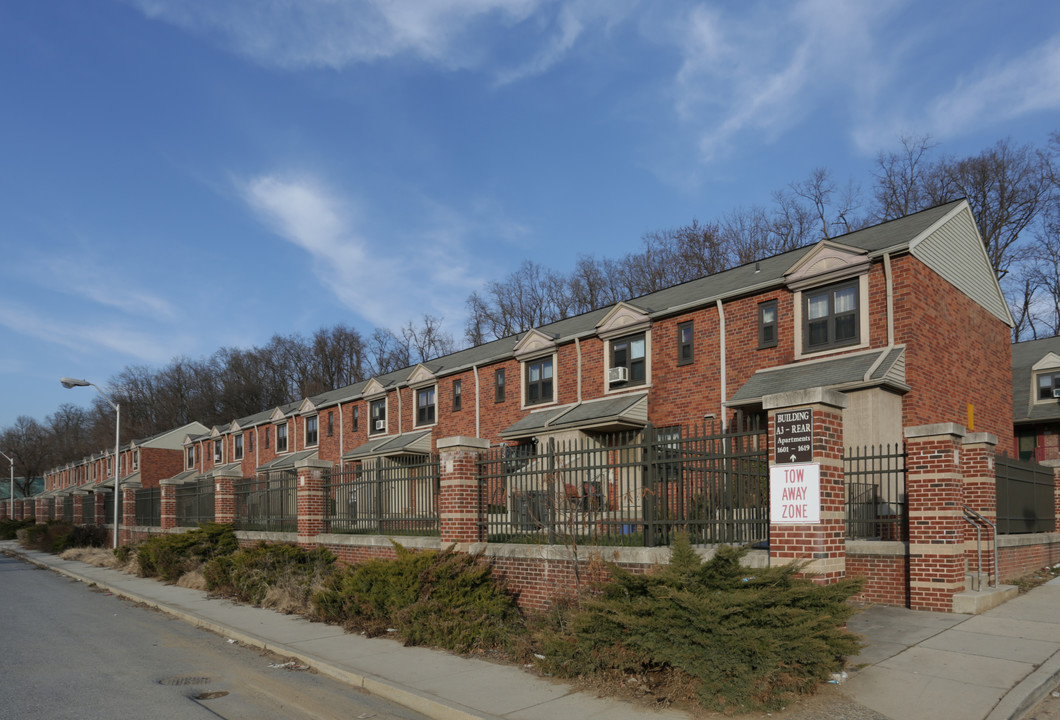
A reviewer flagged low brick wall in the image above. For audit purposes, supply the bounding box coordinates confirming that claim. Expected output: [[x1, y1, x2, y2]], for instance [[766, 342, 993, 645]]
[[998, 533, 1060, 581], [846, 540, 909, 607]]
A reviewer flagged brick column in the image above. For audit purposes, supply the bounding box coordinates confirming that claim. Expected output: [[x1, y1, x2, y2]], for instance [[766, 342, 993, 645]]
[[905, 423, 966, 612], [72, 492, 85, 525], [296, 459, 333, 543], [962, 433, 998, 584], [35, 497, 47, 521], [1, 500, 7, 520], [764, 388, 848, 584], [1044, 461, 1060, 533], [160, 480, 177, 531], [438, 436, 490, 546], [93, 492, 105, 526], [212, 469, 241, 524], [121, 486, 137, 544]]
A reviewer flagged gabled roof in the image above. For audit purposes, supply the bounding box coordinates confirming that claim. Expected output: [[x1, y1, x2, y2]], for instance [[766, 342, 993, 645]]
[[500, 393, 649, 439], [343, 430, 433, 460], [1012, 336, 1060, 424], [256, 449, 318, 473], [728, 347, 908, 407]]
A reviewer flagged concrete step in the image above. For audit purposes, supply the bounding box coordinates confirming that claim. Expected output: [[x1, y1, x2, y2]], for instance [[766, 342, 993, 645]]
[[952, 583, 1019, 614]]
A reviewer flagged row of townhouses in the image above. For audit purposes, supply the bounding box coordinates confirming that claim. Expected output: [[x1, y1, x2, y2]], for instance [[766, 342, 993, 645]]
[[21, 199, 1060, 613]]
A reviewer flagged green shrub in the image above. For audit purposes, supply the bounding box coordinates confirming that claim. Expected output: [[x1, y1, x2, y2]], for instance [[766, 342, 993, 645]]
[[137, 523, 238, 582], [0, 518, 36, 540], [536, 534, 863, 712], [204, 542, 336, 607], [22, 520, 74, 553], [69, 524, 109, 548], [313, 543, 521, 653]]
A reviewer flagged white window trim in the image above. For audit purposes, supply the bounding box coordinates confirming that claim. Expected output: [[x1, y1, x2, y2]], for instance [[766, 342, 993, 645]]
[[604, 331, 652, 395], [234, 434, 244, 461], [521, 351, 559, 409], [214, 439, 223, 464], [369, 397, 388, 436], [793, 273, 870, 360], [414, 384, 439, 428], [275, 421, 290, 454], [1033, 369, 1060, 405], [305, 414, 320, 448]]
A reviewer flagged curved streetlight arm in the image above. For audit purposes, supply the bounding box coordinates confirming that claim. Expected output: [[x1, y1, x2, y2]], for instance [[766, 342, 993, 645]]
[[60, 377, 120, 548]]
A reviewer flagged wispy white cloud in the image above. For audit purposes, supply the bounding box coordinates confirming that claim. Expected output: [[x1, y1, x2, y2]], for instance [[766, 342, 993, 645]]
[[672, 0, 897, 163], [125, 0, 619, 82], [0, 302, 183, 363], [237, 172, 489, 334]]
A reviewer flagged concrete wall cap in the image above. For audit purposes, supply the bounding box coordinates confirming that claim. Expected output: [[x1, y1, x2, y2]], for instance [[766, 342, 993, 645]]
[[209, 468, 244, 479], [437, 436, 491, 451], [962, 432, 999, 447], [294, 458, 333, 470], [762, 387, 848, 411], [904, 423, 966, 440]]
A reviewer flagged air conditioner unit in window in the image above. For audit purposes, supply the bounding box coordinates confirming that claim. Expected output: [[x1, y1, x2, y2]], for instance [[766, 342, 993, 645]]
[[1053, 387, 1060, 399], [375, 420, 385, 430], [608, 366, 628, 384]]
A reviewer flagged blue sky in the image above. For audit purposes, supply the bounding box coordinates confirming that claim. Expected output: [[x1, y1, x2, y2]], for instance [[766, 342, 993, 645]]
[[2, 0, 1059, 430]]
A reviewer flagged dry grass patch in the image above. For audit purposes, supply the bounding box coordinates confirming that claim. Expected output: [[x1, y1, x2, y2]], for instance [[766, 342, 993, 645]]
[[60, 547, 125, 569], [177, 568, 208, 591]]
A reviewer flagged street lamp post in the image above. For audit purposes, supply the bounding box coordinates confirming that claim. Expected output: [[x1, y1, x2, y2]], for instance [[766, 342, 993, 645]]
[[0, 450, 12, 521], [61, 377, 120, 548]]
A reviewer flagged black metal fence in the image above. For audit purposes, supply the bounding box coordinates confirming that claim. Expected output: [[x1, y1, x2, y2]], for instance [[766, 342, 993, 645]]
[[47, 497, 56, 521], [233, 471, 297, 532], [135, 487, 161, 527], [63, 496, 74, 523], [103, 492, 114, 526], [176, 479, 215, 527], [477, 420, 769, 547], [996, 454, 1055, 534], [844, 444, 907, 540], [81, 494, 96, 524], [323, 455, 440, 536]]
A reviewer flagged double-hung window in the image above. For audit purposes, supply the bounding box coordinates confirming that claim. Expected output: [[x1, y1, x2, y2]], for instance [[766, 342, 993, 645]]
[[186, 446, 195, 469], [1038, 371, 1060, 401], [370, 399, 386, 434], [495, 369, 506, 403], [610, 333, 646, 386], [758, 300, 778, 348], [234, 434, 244, 460], [276, 423, 288, 453], [416, 387, 436, 426], [452, 380, 462, 411], [305, 415, 318, 447], [214, 439, 223, 463], [804, 281, 859, 351], [525, 357, 553, 405], [352, 406, 359, 432], [677, 322, 693, 365]]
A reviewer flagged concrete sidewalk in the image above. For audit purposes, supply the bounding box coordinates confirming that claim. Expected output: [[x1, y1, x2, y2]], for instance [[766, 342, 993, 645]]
[[4, 541, 1060, 720], [843, 579, 1060, 720]]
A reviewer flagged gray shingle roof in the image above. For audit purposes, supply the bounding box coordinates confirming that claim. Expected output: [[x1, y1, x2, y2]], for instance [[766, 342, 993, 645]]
[[342, 430, 433, 460], [728, 347, 908, 405], [256, 449, 318, 472], [500, 393, 649, 439], [1012, 336, 1060, 424]]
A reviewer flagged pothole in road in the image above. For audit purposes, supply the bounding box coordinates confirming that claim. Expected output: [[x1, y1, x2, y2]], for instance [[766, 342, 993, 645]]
[[159, 675, 212, 686]]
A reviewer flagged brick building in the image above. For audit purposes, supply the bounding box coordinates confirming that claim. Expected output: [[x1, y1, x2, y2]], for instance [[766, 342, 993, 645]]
[[1013, 335, 1060, 462]]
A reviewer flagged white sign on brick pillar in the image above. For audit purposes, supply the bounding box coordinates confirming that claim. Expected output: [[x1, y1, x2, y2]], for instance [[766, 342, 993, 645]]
[[769, 463, 821, 524]]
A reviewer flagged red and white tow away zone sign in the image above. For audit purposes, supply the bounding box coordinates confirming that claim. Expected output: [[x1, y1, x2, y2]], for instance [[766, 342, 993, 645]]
[[769, 463, 821, 524]]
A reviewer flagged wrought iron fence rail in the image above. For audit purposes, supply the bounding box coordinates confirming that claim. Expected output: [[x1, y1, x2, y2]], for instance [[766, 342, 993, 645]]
[[176, 479, 216, 527], [323, 456, 440, 537], [135, 487, 161, 527], [843, 444, 906, 541], [233, 471, 297, 532], [996, 454, 1054, 534], [478, 421, 769, 548]]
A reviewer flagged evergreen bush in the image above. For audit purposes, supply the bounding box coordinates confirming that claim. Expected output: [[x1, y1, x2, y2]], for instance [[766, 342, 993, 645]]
[[136, 523, 238, 582], [203, 542, 336, 607], [536, 534, 863, 712]]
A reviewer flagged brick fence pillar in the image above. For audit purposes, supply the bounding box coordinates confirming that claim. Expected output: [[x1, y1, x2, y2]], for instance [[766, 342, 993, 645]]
[[93, 491, 105, 526], [297, 459, 333, 543], [438, 436, 490, 546], [961, 433, 998, 585], [1, 499, 8, 520], [1045, 461, 1060, 533], [36, 496, 47, 521], [72, 491, 86, 525], [121, 485, 138, 545], [160, 479, 177, 531], [905, 423, 966, 612], [764, 388, 848, 584], [212, 469, 241, 524]]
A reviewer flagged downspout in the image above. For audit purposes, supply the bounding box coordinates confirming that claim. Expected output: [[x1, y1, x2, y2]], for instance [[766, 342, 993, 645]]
[[716, 299, 727, 430], [473, 365, 481, 438], [575, 338, 583, 403], [338, 404, 344, 460], [864, 252, 895, 381], [254, 427, 259, 469], [397, 388, 403, 435]]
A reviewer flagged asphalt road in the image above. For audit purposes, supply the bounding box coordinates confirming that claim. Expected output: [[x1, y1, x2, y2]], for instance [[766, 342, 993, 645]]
[[0, 553, 429, 720]]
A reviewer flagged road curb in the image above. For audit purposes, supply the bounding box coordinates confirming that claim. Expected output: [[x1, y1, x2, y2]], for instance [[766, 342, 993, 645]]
[[986, 648, 1060, 720], [3, 547, 498, 720]]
